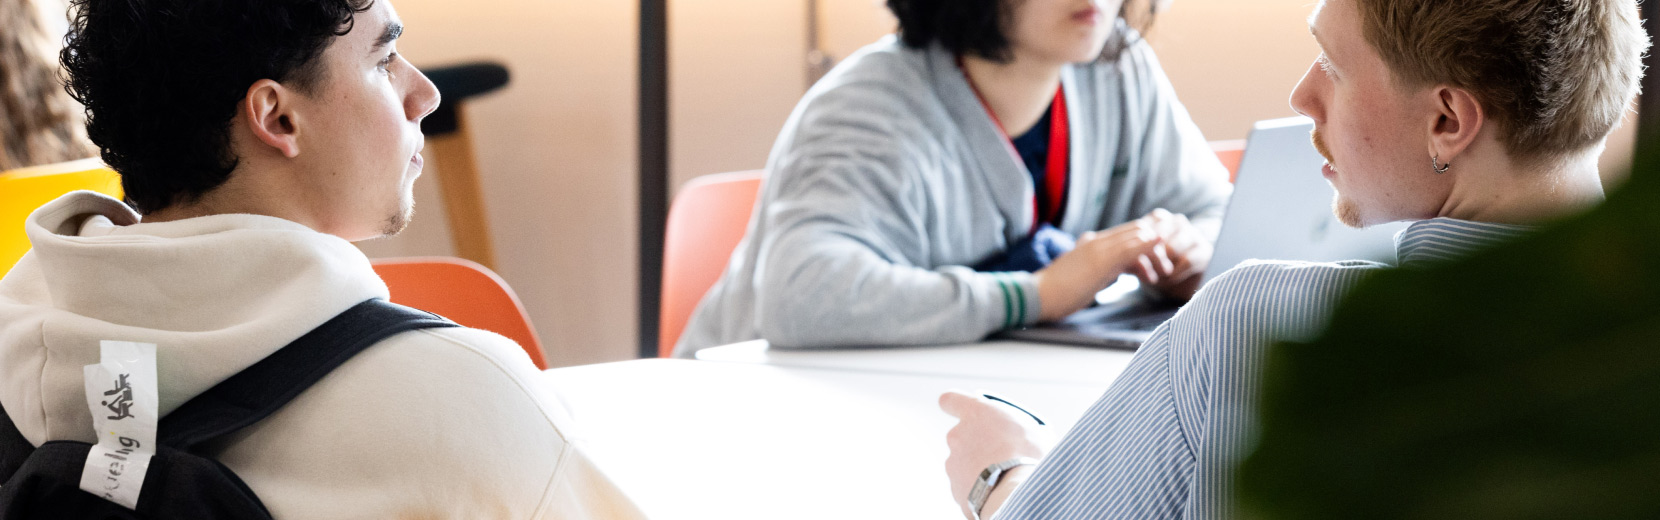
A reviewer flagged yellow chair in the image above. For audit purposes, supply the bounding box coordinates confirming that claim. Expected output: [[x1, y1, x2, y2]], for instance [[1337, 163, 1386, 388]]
[[0, 158, 122, 275]]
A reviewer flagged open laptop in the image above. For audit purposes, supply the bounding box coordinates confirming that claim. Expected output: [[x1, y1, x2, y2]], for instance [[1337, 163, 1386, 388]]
[[995, 116, 1408, 349]]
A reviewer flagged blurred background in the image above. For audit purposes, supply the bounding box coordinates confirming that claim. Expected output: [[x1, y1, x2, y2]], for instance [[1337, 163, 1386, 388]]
[[33, 0, 1636, 368]]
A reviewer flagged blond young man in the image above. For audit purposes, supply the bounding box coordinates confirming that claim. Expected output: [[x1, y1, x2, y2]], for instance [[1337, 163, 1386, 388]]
[[937, 0, 1649, 518]]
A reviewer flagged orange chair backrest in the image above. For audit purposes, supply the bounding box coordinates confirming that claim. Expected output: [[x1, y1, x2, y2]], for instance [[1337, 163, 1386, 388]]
[[1, 158, 123, 276], [654, 146, 1243, 357], [371, 257, 548, 369], [1210, 139, 1246, 183], [659, 170, 765, 357]]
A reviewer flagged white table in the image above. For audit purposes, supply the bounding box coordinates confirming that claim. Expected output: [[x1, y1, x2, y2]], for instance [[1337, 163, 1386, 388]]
[[542, 359, 1111, 520], [695, 339, 1136, 386]]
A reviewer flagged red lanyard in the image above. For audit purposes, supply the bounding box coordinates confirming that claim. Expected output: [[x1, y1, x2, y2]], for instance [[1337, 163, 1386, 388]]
[[1040, 91, 1070, 227], [962, 64, 1071, 231]]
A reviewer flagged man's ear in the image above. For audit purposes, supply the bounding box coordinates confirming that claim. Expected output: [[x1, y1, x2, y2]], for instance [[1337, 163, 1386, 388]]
[[242, 79, 301, 158], [1426, 86, 1484, 164]]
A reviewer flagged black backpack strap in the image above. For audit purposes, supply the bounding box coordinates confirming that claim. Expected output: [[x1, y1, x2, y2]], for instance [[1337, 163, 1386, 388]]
[[0, 403, 36, 482], [0, 299, 456, 519], [158, 298, 457, 453]]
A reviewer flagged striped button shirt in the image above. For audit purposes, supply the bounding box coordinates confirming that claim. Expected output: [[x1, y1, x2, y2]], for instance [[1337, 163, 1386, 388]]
[[995, 218, 1530, 520]]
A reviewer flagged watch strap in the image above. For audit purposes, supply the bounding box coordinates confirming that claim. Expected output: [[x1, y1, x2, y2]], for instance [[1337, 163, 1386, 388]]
[[968, 456, 1038, 520]]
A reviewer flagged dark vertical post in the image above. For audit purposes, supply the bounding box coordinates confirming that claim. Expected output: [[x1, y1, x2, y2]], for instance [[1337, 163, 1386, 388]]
[[639, 0, 669, 358], [805, 0, 833, 87], [1641, 0, 1660, 147]]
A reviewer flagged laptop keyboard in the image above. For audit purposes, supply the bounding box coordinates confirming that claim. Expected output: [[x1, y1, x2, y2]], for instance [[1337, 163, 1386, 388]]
[[1093, 308, 1179, 332], [995, 297, 1181, 350], [1123, 314, 1175, 331]]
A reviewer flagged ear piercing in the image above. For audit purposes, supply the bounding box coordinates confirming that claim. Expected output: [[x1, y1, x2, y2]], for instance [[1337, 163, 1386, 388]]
[[1432, 155, 1451, 175]]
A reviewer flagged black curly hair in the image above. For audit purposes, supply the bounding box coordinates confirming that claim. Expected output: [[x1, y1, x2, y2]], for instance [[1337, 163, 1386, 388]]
[[886, 0, 1158, 62], [61, 0, 375, 214]]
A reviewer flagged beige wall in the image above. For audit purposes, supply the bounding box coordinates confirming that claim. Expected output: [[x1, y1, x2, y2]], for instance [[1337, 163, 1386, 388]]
[[669, 0, 809, 190], [672, 0, 1639, 185], [364, 0, 1638, 369], [669, 0, 898, 190], [1147, 0, 1316, 139], [359, 0, 639, 368]]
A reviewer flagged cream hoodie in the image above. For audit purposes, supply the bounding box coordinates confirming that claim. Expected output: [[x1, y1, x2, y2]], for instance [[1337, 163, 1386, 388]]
[[0, 191, 643, 519]]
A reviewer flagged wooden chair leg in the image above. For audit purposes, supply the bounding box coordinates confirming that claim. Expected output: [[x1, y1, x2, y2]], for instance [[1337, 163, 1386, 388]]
[[428, 107, 498, 270]]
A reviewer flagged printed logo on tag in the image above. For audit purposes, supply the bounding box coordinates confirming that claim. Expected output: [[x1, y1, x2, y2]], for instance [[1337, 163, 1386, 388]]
[[78, 341, 158, 510]]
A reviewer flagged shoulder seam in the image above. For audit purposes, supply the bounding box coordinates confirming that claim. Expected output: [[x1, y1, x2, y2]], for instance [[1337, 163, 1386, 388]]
[[409, 327, 569, 517]]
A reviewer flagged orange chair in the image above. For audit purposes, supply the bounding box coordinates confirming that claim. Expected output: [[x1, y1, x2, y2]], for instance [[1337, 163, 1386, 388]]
[[659, 170, 765, 358], [0, 158, 122, 276], [1210, 139, 1247, 183], [371, 256, 548, 369], [656, 147, 1243, 357]]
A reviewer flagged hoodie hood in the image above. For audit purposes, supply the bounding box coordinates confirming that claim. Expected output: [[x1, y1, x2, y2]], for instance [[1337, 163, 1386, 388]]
[[0, 191, 387, 446]]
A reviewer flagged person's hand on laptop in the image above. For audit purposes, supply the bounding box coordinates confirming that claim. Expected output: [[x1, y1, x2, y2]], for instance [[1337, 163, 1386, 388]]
[[940, 391, 1056, 520], [1133, 208, 1211, 301], [1033, 219, 1162, 322]]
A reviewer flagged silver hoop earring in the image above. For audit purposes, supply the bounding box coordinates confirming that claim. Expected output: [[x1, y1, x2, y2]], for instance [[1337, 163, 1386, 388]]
[[1432, 155, 1451, 175]]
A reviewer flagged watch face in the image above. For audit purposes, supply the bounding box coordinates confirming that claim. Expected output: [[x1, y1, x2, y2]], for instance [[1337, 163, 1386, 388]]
[[970, 477, 992, 503], [971, 457, 1036, 515], [969, 466, 1003, 514], [968, 481, 991, 518]]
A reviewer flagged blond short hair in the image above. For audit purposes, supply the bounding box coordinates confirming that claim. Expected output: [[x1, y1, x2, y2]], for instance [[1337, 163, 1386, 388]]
[[1356, 0, 1650, 161]]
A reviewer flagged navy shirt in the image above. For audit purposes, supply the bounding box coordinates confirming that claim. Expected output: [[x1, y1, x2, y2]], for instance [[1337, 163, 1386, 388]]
[[972, 105, 1071, 274], [1011, 108, 1056, 222]]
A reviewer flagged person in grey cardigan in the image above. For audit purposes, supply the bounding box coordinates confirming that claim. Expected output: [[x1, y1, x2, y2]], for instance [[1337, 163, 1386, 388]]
[[675, 0, 1233, 357]]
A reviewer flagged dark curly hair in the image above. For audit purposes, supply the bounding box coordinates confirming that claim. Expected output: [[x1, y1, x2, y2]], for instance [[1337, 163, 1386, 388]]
[[61, 0, 375, 214], [886, 0, 1159, 62]]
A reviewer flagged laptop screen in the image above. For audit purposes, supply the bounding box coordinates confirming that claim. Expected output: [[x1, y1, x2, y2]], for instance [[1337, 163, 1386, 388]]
[[1204, 116, 1408, 285]]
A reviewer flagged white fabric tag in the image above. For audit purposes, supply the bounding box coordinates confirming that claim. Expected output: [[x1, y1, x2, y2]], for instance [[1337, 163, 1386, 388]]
[[78, 341, 159, 510]]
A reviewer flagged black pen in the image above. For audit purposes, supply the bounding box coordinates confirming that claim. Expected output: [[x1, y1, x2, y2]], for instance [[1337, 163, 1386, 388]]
[[982, 393, 1045, 425]]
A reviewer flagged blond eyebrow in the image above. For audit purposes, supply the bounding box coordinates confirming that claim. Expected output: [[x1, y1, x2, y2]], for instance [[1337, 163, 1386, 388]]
[[1309, 23, 1330, 56], [1306, 5, 1326, 44]]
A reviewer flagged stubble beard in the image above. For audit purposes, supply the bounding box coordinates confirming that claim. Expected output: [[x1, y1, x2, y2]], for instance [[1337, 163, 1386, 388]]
[[381, 200, 414, 237], [1312, 128, 1364, 228], [1332, 194, 1363, 228]]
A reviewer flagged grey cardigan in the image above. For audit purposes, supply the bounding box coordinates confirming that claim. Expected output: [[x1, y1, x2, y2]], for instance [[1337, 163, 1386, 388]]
[[675, 35, 1233, 357]]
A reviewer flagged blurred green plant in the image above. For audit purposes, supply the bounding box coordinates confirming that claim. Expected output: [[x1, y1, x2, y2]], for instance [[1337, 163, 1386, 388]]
[[1238, 139, 1660, 518]]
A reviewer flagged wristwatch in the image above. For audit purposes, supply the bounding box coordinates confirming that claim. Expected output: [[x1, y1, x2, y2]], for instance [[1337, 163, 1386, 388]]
[[967, 457, 1038, 519]]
